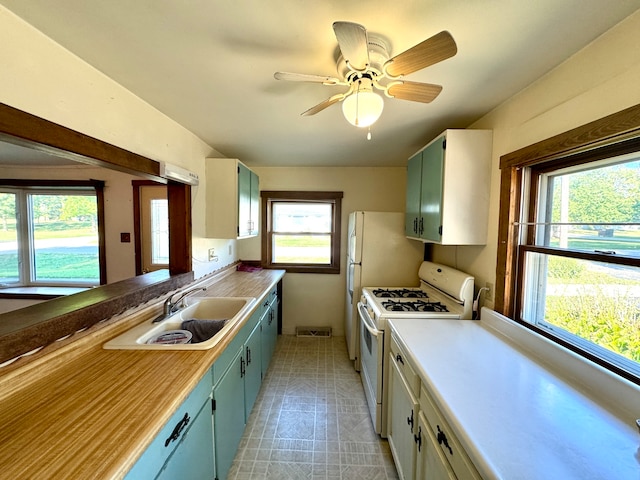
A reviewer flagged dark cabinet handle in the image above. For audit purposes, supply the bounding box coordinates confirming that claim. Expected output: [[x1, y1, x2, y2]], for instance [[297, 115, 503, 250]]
[[246, 345, 251, 364], [414, 426, 422, 452], [268, 310, 273, 325], [395, 354, 404, 365], [413, 217, 418, 234], [240, 357, 246, 378], [164, 412, 190, 447], [419, 218, 424, 235], [407, 409, 414, 429], [437, 425, 453, 455]]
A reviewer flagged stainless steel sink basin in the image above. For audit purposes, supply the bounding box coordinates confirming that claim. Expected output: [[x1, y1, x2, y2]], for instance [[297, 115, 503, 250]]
[[103, 297, 256, 350]]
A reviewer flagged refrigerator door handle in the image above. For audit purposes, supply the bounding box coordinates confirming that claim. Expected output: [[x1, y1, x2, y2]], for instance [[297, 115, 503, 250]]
[[347, 260, 360, 302]]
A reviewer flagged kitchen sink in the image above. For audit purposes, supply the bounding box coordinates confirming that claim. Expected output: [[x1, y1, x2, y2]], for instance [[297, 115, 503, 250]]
[[103, 297, 257, 350]]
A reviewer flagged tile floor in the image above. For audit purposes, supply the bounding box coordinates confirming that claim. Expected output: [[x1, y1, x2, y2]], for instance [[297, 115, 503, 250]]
[[227, 335, 399, 480]]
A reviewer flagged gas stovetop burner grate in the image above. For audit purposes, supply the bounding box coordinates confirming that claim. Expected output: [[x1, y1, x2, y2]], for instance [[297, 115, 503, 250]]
[[372, 288, 428, 298], [381, 299, 449, 313]]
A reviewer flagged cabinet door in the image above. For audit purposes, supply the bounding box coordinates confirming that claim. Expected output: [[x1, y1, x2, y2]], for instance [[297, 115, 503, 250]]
[[156, 399, 215, 480], [405, 152, 423, 237], [237, 163, 252, 238], [249, 169, 259, 236], [420, 137, 445, 242], [387, 353, 419, 480], [244, 321, 263, 420], [415, 412, 456, 480], [125, 374, 212, 480], [270, 296, 279, 339], [261, 301, 278, 374], [213, 347, 246, 480]]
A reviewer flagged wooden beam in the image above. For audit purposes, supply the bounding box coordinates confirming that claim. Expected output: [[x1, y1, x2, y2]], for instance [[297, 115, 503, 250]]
[[0, 102, 163, 180], [168, 182, 192, 275]]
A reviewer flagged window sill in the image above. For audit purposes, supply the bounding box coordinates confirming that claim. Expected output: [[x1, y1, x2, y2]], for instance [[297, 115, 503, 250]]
[[0, 287, 90, 300], [263, 264, 340, 274]]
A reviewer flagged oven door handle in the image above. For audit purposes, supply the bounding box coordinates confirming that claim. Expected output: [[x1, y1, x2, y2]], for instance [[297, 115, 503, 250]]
[[358, 302, 381, 338]]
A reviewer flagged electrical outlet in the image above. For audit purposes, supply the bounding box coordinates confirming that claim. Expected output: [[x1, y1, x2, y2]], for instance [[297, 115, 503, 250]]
[[485, 282, 494, 302], [208, 248, 215, 262]]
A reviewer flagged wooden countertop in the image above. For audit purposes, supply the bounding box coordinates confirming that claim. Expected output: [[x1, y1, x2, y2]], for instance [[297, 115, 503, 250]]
[[0, 267, 284, 479]]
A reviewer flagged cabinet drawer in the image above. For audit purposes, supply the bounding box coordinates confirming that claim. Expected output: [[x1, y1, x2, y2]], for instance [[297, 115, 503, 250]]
[[258, 286, 277, 316], [125, 373, 212, 479], [389, 331, 420, 397], [419, 385, 481, 480], [268, 286, 278, 306]]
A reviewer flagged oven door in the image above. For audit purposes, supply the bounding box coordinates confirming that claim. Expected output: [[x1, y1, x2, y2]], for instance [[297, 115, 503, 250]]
[[358, 302, 384, 434]]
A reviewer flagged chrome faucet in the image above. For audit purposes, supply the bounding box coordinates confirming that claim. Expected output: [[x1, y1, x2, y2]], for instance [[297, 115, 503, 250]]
[[153, 286, 207, 323]]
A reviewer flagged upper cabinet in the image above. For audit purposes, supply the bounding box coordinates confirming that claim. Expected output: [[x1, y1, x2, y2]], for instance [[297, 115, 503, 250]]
[[206, 158, 259, 239], [405, 130, 492, 245]]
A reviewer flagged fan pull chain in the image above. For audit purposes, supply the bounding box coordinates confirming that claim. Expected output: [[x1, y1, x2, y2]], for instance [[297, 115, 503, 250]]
[[355, 79, 362, 127]]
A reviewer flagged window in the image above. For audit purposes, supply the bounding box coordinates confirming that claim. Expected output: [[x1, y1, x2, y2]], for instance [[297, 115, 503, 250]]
[[0, 181, 105, 287], [150, 198, 169, 265], [261, 191, 342, 273], [522, 156, 640, 375], [498, 104, 640, 383]]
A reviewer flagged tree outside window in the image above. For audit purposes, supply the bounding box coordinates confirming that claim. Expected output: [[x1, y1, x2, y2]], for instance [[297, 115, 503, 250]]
[[499, 114, 640, 384], [0, 183, 103, 286]]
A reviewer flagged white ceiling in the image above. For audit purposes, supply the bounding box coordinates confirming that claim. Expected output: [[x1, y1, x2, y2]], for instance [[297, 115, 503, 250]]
[[2, 0, 639, 168]]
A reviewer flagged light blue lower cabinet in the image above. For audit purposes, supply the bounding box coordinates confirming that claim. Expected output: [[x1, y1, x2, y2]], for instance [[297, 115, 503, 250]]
[[244, 320, 263, 420], [156, 398, 215, 480], [260, 300, 278, 373], [212, 346, 246, 480], [125, 374, 213, 479], [126, 294, 280, 480]]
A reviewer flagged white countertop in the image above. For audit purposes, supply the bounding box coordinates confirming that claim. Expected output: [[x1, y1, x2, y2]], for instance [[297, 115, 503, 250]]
[[388, 314, 640, 480]]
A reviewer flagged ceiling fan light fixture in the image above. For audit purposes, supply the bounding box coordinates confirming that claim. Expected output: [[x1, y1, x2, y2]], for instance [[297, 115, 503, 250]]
[[275, 23, 457, 124], [341, 80, 384, 128]]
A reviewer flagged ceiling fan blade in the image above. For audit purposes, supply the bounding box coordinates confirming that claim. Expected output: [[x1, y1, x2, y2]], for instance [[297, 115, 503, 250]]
[[274, 71, 342, 85], [385, 31, 457, 77], [387, 81, 443, 103], [301, 93, 345, 116], [333, 21, 369, 71]]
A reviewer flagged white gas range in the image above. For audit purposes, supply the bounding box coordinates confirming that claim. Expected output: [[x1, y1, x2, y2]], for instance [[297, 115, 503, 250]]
[[357, 261, 474, 437]]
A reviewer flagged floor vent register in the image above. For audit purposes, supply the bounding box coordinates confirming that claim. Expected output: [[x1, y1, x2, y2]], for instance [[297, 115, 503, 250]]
[[295, 326, 332, 338]]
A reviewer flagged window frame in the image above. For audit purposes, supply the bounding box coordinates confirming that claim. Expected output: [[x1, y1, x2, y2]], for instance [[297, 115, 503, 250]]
[[497, 103, 640, 384], [260, 191, 343, 274], [0, 179, 106, 287]]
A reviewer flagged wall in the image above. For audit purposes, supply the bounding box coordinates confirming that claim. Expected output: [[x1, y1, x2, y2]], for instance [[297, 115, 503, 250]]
[[0, 6, 234, 281], [241, 166, 413, 335], [431, 10, 640, 311]]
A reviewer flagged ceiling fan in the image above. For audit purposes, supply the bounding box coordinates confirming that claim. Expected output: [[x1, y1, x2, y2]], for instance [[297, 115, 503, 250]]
[[274, 21, 457, 130]]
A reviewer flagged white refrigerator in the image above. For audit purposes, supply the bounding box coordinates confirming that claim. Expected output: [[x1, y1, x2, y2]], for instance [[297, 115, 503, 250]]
[[345, 211, 424, 366]]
